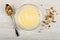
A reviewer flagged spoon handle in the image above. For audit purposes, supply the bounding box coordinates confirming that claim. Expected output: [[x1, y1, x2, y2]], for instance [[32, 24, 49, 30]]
[[15, 27, 19, 36], [11, 16, 19, 36]]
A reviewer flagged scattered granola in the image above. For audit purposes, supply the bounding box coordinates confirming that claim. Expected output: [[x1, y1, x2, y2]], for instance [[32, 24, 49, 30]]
[[42, 7, 57, 28], [40, 4, 43, 6], [38, 31, 41, 33]]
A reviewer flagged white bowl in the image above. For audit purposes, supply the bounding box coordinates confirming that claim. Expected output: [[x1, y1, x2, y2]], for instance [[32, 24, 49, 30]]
[[15, 4, 42, 30]]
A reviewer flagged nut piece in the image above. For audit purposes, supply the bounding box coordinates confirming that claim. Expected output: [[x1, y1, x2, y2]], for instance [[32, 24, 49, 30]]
[[5, 4, 13, 16], [49, 7, 56, 23]]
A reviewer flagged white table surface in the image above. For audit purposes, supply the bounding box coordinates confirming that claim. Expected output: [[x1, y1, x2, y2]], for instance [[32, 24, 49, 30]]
[[0, 0, 60, 40]]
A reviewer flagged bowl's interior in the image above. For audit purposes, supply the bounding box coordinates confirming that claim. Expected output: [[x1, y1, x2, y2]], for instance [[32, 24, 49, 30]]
[[15, 4, 42, 30]]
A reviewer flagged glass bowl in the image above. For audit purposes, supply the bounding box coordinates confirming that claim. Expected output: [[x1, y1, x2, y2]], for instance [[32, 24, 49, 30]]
[[15, 4, 42, 30]]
